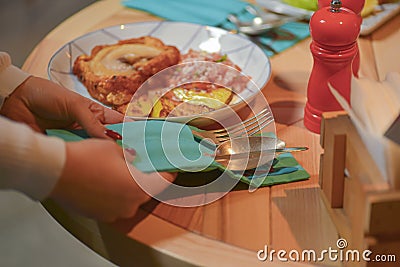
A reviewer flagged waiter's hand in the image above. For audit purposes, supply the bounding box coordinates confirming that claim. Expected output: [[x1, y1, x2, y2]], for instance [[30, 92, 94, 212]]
[[50, 139, 177, 222], [0, 76, 123, 138]]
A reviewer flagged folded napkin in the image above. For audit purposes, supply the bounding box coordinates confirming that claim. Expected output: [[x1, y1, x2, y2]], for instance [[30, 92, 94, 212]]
[[330, 72, 400, 188], [47, 120, 309, 187], [121, 0, 310, 57]]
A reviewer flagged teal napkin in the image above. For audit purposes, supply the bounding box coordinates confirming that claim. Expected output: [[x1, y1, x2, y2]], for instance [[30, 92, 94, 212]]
[[121, 0, 310, 57], [47, 121, 310, 187], [122, 0, 248, 26], [108, 121, 215, 173]]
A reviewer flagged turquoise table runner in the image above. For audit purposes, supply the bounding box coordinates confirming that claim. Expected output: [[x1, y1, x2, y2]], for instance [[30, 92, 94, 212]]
[[121, 0, 310, 57]]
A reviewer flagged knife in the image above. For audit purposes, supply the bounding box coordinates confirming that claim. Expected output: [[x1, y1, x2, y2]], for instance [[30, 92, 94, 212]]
[[256, 0, 313, 19], [213, 146, 308, 161]]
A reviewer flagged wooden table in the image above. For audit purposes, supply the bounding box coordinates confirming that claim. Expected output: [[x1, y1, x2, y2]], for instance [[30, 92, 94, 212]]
[[23, 1, 400, 266]]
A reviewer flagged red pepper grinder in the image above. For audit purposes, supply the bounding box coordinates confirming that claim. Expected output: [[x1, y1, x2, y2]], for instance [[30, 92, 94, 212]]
[[304, 0, 361, 134], [318, 0, 364, 77]]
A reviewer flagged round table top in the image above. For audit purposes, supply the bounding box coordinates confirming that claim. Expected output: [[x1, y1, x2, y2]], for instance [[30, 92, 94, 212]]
[[23, 0, 400, 266]]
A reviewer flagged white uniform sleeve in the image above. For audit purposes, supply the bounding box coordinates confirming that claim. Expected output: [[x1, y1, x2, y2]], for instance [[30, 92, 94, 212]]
[[0, 52, 30, 108], [0, 117, 66, 200], [0, 52, 66, 200]]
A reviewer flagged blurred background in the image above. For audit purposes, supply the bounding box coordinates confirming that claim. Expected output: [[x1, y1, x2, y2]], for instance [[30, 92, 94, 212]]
[[0, 0, 116, 266], [1, 0, 95, 67]]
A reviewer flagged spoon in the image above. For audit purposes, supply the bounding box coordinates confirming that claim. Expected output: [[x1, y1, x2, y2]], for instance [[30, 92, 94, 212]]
[[227, 8, 299, 36], [213, 136, 308, 171]]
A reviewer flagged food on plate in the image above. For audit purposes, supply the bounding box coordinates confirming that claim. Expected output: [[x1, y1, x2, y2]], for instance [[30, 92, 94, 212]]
[[72, 36, 180, 107], [73, 36, 249, 117], [119, 49, 249, 117], [169, 49, 249, 97], [149, 82, 234, 118], [181, 49, 240, 70]]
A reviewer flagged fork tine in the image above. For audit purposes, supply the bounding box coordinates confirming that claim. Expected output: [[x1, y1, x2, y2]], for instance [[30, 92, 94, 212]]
[[190, 108, 274, 145], [226, 113, 274, 139], [231, 109, 272, 136], [213, 108, 274, 141], [214, 108, 271, 135], [212, 108, 271, 135], [246, 114, 274, 136]]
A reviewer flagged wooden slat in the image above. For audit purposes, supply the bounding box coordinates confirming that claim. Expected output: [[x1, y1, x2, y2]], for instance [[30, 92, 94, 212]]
[[331, 134, 347, 208], [367, 192, 400, 237], [320, 112, 349, 209]]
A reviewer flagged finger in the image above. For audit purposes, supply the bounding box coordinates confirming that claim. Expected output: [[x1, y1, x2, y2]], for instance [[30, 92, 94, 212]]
[[87, 101, 124, 124], [70, 97, 123, 139], [72, 103, 109, 139], [124, 117, 135, 123], [104, 108, 124, 124], [86, 101, 106, 122]]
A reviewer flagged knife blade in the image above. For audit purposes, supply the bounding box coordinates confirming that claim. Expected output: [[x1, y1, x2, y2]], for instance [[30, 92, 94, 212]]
[[213, 147, 308, 161]]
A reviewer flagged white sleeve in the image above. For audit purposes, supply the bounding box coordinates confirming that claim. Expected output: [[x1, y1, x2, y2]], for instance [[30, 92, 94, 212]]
[[0, 116, 66, 200], [0, 52, 30, 108]]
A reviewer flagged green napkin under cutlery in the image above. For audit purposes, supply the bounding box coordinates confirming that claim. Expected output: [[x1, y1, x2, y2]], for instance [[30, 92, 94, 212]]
[[47, 120, 309, 187]]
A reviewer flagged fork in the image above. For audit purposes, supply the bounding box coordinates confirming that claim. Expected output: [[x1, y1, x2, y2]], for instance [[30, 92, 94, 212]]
[[191, 108, 274, 145]]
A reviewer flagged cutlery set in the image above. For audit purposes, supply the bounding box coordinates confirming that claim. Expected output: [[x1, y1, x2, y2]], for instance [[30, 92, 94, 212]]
[[213, 136, 308, 171], [228, 5, 303, 36], [104, 107, 307, 171], [227, 4, 306, 54]]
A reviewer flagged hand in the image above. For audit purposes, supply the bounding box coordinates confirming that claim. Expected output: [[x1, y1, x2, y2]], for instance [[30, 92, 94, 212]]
[[50, 138, 177, 222], [0, 76, 123, 138]]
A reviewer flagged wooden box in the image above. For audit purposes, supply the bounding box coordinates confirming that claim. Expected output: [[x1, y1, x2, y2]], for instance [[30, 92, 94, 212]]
[[319, 111, 400, 267]]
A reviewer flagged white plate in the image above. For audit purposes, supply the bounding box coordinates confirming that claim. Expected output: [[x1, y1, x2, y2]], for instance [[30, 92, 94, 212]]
[[48, 21, 271, 126], [256, 0, 400, 35]]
